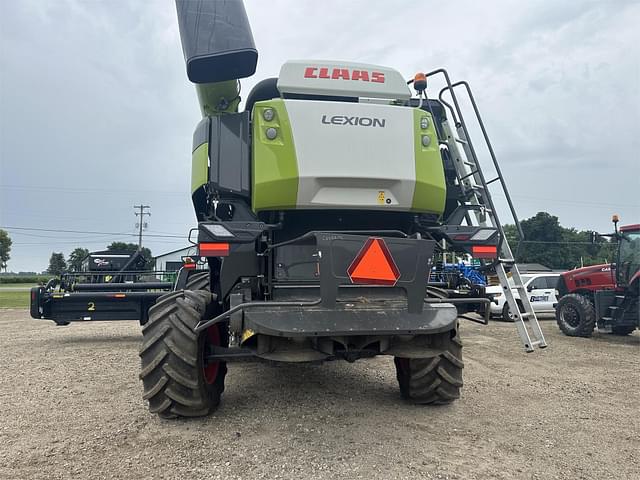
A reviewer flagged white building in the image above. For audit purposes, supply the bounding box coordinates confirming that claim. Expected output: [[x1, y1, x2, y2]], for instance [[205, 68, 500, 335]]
[[154, 246, 199, 272]]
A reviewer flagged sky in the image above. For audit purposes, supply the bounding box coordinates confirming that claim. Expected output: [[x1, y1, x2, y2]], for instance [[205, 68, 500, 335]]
[[1, 0, 639, 272]]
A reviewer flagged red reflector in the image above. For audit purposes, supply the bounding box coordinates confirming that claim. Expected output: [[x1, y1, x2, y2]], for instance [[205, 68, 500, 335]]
[[199, 242, 230, 257], [183, 263, 196, 270], [472, 245, 498, 259], [347, 238, 400, 286], [112, 293, 126, 298]]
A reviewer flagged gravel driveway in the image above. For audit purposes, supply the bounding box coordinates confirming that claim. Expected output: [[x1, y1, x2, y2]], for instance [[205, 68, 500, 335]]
[[1, 310, 638, 480]]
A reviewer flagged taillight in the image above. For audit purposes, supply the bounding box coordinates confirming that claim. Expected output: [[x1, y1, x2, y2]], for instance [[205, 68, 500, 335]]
[[198, 242, 230, 257], [472, 245, 498, 259]]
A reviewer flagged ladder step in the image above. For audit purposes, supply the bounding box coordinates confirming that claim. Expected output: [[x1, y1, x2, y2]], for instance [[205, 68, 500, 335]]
[[530, 340, 547, 348], [486, 177, 500, 185], [456, 138, 468, 145], [463, 161, 475, 166], [460, 170, 479, 180]]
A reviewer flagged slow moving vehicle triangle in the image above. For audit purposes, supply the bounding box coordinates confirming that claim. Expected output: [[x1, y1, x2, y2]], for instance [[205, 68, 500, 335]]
[[347, 238, 400, 286]]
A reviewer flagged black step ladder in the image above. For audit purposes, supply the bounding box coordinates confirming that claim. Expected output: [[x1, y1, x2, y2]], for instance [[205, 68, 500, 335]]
[[425, 70, 547, 352]]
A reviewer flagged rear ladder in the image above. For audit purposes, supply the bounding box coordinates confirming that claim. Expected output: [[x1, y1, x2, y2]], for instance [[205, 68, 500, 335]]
[[425, 70, 547, 352]]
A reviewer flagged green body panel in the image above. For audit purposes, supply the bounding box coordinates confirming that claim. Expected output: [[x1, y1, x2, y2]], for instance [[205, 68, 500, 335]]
[[252, 99, 299, 211], [412, 109, 446, 215], [191, 143, 209, 194], [196, 80, 241, 116]]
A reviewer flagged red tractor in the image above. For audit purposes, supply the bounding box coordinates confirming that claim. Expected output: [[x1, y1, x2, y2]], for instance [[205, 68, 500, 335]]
[[556, 217, 640, 337]]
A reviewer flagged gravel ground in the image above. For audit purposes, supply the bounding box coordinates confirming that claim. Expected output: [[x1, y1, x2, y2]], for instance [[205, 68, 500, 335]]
[[1, 309, 638, 480]]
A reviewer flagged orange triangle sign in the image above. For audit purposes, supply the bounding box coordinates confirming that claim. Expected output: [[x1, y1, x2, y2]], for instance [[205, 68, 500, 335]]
[[347, 238, 400, 286]]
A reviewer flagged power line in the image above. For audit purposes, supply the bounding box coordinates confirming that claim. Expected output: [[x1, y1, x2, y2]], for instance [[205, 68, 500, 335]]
[[0, 184, 184, 196], [4, 183, 638, 209], [516, 240, 613, 245], [492, 192, 639, 209], [0, 226, 186, 239]]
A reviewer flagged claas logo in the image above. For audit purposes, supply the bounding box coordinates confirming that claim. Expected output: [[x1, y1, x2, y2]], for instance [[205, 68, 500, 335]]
[[304, 66, 385, 83]]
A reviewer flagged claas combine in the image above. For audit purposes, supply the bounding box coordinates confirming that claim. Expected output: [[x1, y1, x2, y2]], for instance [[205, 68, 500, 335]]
[[137, 0, 548, 418]]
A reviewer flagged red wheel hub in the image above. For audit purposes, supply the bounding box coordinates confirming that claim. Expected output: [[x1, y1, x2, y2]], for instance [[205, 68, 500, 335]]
[[203, 325, 221, 384]]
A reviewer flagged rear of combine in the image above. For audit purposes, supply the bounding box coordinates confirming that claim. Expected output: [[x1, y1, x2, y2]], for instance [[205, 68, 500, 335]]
[[139, 0, 546, 418]]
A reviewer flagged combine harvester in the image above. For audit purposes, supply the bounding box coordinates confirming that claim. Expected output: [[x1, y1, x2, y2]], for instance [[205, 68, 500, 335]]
[[135, 0, 548, 418]]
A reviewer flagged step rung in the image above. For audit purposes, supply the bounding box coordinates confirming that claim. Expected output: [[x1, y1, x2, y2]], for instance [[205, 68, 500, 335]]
[[460, 170, 479, 180], [456, 138, 468, 145], [530, 340, 546, 348]]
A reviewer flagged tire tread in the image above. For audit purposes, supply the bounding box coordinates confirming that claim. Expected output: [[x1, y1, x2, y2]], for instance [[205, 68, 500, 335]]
[[139, 285, 225, 419]]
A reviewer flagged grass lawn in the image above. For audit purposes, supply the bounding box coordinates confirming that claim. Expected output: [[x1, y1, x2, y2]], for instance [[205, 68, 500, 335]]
[[0, 290, 30, 309], [0, 283, 36, 290]]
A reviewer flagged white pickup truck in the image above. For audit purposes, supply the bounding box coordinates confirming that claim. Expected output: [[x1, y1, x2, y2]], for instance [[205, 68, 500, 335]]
[[485, 272, 561, 321]]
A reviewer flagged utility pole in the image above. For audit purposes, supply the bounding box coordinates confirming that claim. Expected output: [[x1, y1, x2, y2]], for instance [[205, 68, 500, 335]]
[[134, 204, 151, 249]]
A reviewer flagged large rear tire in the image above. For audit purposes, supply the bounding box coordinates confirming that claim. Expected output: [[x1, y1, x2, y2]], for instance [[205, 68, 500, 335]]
[[185, 270, 210, 291], [555, 293, 596, 337], [394, 329, 463, 404], [139, 289, 227, 418]]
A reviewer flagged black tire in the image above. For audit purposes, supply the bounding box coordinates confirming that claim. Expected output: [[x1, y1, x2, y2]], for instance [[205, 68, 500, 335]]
[[611, 325, 636, 336], [501, 300, 526, 322], [139, 290, 227, 418], [501, 301, 519, 322], [555, 293, 596, 337], [394, 329, 463, 405], [185, 270, 210, 291]]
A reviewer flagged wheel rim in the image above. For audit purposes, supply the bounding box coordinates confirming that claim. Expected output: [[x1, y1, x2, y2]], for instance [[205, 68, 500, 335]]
[[203, 325, 221, 384], [560, 304, 580, 327]]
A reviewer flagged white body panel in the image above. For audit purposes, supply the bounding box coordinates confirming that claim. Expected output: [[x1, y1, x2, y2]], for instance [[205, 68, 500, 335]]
[[284, 99, 416, 210], [486, 273, 561, 316], [278, 60, 411, 100]]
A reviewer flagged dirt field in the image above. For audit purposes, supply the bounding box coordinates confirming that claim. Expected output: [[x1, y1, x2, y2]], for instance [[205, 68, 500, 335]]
[[1, 310, 638, 480]]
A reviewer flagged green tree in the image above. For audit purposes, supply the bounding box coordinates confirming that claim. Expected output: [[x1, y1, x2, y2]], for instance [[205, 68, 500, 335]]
[[47, 252, 67, 275], [106, 242, 153, 267], [68, 247, 89, 272], [504, 211, 616, 270], [0, 229, 11, 272]]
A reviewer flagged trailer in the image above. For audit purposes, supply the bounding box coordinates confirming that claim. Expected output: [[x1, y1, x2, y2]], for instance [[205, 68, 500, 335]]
[[29, 250, 179, 325]]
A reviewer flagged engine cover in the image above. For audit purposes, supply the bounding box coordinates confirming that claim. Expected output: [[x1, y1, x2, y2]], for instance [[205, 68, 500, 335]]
[[252, 98, 446, 215]]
